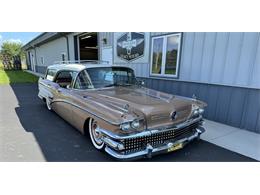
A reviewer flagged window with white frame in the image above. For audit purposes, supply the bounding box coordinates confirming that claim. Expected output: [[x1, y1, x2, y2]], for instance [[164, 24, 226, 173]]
[[150, 33, 182, 78]]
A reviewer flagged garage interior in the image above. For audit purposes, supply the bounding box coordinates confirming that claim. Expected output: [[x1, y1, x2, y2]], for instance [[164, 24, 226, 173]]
[[78, 32, 98, 61]]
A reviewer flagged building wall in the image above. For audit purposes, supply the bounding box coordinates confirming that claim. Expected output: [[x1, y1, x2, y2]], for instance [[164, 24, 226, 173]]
[[38, 36, 68, 71], [112, 32, 260, 89], [27, 36, 69, 74], [105, 32, 260, 133], [99, 32, 113, 64]]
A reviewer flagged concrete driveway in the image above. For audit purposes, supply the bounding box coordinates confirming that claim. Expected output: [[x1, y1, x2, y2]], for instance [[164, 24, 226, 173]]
[[0, 84, 256, 162]]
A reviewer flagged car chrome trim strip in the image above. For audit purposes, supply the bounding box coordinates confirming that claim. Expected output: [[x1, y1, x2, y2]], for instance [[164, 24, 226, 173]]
[[51, 99, 122, 125], [104, 128, 205, 160], [51, 99, 138, 126], [39, 82, 50, 88], [102, 137, 125, 150]]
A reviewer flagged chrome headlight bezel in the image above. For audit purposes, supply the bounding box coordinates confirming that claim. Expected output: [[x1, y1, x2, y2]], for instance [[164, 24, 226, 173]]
[[192, 104, 205, 117], [120, 122, 131, 131], [120, 120, 141, 131], [198, 108, 204, 115], [131, 120, 140, 129]]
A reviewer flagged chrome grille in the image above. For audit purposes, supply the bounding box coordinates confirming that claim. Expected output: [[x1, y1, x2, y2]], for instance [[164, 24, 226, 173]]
[[122, 122, 199, 154]]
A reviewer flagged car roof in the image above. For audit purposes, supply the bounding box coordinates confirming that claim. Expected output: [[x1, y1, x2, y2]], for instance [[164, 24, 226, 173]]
[[47, 64, 130, 72]]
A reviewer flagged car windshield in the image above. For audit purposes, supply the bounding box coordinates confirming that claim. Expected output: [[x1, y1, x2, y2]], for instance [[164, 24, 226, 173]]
[[74, 67, 137, 89]]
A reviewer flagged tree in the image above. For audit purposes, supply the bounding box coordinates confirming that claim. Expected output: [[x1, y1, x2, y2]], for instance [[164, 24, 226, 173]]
[[0, 41, 25, 70]]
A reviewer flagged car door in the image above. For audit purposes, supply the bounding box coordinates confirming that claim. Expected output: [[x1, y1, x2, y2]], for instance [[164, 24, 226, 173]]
[[69, 70, 93, 133], [51, 70, 77, 126], [38, 68, 60, 103]]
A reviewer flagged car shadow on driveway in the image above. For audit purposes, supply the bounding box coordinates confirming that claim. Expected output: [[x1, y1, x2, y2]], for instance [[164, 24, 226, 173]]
[[11, 84, 113, 161], [9, 84, 256, 162]]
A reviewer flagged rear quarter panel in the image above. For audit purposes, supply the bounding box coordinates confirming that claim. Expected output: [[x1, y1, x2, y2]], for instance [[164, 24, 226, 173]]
[[38, 77, 54, 100]]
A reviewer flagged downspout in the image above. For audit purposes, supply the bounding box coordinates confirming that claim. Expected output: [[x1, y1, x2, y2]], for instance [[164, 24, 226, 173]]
[[34, 46, 38, 72], [65, 35, 70, 61], [61, 33, 70, 61]]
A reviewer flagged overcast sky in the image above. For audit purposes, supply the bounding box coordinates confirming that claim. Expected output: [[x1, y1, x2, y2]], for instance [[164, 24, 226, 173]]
[[0, 32, 42, 46]]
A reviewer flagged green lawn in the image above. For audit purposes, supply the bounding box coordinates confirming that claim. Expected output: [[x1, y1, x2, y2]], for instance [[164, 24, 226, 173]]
[[0, 63, 38, 85]]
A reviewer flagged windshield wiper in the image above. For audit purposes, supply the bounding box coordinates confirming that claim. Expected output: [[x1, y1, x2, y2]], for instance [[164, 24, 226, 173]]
[[104, 83, 133, 88]]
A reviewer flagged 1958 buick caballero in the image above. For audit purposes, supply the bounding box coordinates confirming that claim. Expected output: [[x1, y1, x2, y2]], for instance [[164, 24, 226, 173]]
[[38, 62, 206, 160]]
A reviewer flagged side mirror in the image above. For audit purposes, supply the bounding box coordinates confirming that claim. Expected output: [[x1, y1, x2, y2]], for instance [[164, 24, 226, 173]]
[[39, 76, 44, 81]]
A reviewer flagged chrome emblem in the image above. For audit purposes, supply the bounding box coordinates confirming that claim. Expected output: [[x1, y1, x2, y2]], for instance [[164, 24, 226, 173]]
[[170, 111, 177, 120]]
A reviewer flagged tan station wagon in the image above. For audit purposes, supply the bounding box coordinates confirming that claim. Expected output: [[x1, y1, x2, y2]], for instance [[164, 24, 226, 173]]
[[38, 61, 206, 160]]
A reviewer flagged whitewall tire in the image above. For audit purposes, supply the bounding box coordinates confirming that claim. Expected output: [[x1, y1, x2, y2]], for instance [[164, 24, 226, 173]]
[[89, 118, 105, 150], [46, 98, 52, 111]]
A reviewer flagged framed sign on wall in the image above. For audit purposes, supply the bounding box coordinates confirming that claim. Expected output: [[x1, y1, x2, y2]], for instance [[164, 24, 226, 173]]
[[113, 32, 150, 64]]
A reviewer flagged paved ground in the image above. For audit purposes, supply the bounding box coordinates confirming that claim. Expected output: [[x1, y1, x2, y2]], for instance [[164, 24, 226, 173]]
[[0, 84, 256, 162], [202, 119, 260, 161]]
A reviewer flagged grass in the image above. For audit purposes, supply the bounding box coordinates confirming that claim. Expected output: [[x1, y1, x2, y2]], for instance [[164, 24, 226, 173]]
[[0, 62, 39, 85]]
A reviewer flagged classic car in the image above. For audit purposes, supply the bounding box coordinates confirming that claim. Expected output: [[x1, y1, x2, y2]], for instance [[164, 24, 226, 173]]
[[38, 62, 206, 160]]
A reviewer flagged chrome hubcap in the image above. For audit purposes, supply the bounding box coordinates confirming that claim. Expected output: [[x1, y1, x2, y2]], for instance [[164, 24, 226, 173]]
[[91, 121, 103, 145], [46, 98, 51, 110]]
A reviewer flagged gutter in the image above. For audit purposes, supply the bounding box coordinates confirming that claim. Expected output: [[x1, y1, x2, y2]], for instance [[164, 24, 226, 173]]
[[22, 32, 71, 51]]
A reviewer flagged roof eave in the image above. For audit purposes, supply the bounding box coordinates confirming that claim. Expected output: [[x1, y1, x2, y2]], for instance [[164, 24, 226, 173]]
[[22, 32, 71, 50]]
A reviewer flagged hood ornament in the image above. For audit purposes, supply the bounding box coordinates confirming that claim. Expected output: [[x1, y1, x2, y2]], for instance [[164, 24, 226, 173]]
[[170, 111, 177, 120], [124, 104, 130, 112]]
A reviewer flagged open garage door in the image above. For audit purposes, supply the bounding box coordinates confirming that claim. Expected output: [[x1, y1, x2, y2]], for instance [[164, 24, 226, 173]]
[[78, 32, 98, 61]]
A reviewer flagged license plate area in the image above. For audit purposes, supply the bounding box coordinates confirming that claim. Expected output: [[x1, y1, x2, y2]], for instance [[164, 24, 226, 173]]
[[167, 142, 183, 152]]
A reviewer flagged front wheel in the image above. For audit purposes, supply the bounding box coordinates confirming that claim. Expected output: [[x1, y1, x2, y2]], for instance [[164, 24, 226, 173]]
[[89, 118, 105, 150]]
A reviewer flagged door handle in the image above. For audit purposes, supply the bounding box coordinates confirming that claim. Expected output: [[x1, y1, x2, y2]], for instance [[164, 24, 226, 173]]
[[57, 89, 62, 93]]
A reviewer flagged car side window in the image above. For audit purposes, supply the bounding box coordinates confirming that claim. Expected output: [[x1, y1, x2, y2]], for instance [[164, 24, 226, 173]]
[[54, 71, 76, 88], [46, 69, 57, 81], [74, 70, 94, 89]]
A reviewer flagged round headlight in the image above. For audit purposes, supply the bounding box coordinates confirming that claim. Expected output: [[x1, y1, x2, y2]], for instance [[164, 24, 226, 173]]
[[193, 109, 199, 116], [131, 120, 140, 129], [120, 123, 130, 131], [198, 108, 204, 114]]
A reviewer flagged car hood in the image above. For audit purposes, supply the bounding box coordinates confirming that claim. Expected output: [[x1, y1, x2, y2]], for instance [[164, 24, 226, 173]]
[[74, 86, 205, 129]]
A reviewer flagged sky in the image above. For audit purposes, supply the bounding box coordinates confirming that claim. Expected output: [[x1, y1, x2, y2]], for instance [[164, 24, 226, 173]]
[[0, 32, 42, 46]]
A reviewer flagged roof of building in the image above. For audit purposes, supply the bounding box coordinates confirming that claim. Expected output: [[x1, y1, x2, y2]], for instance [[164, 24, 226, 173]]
[[22, 32, 71, 50]]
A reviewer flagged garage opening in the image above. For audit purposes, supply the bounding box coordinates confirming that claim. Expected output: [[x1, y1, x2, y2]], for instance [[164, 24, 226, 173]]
[[78, 32, 98, 61]]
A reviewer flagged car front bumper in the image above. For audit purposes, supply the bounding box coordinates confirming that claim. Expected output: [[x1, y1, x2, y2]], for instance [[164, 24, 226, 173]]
[[96, 117, 206, 160]]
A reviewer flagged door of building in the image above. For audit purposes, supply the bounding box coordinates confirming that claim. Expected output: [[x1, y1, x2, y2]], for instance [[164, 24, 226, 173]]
[[30, 53, 36, 72]]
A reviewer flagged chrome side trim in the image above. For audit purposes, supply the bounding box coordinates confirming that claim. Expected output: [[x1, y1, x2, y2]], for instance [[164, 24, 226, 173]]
[[105, 128, 204, 160], [38, 94, 43, 100], [51, 99, 121, 125], [38, 81, 54, 100], [39, 82, 50, 88], [96, 116, 203, 140], [51, 98, 144, 126]]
